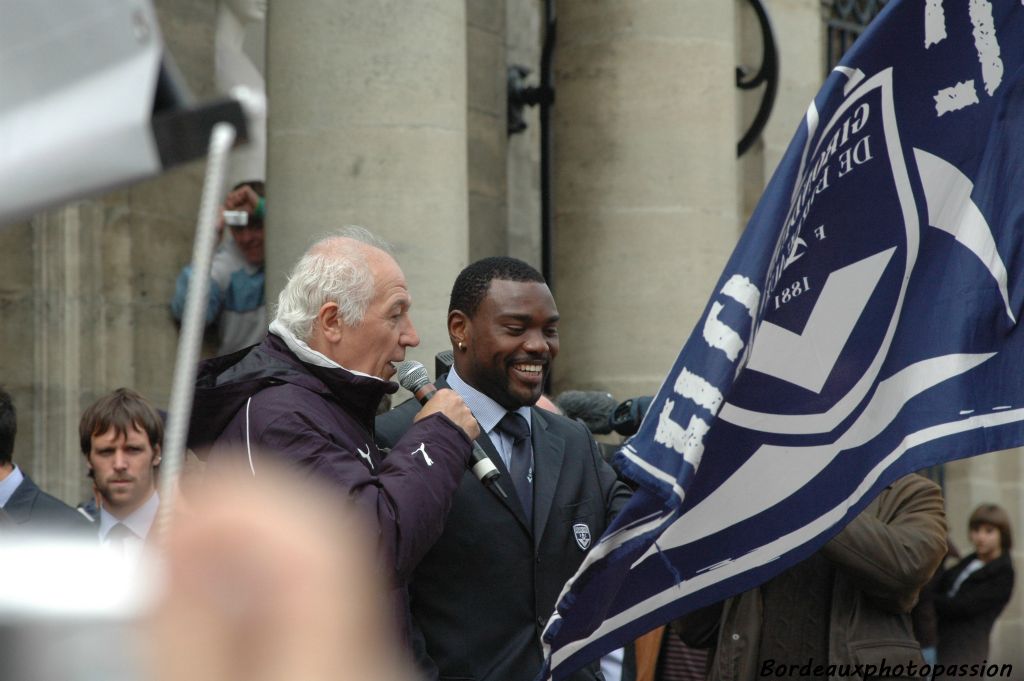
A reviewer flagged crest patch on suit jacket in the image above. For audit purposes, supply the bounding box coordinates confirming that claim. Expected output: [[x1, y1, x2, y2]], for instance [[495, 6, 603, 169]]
[[573, 523, 591, 550]]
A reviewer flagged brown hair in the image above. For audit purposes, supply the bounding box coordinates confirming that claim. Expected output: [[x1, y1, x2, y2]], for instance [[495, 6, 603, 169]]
[[969, 503, 1013, 552], [79, 388, 164, 456]]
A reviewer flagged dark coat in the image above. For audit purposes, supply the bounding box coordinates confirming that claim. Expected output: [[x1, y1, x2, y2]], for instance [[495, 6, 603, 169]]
[[376, 376, 632, 681], [188, 333, 475, 587], [2, 472, 92, 536], [934, 552, 1014, 667]]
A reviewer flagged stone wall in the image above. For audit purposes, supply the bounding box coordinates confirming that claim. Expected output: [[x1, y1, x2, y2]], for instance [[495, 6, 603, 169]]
[[0, 0, 214, 504], [549, 1, 740, 400]]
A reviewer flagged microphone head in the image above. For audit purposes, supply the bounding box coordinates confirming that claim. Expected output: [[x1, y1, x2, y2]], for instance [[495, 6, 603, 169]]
[[394, 360, 432, 394]]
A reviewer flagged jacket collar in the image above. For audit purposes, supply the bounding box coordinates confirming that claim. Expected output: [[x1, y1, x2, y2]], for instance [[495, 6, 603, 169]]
[[2, 471, 35, 524], [190, 332, 399, 451], [269, 320, 384, 380]]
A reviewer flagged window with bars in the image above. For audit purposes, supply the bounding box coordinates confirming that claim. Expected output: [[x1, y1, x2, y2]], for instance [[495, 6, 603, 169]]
[[825, 0, 890, 73]]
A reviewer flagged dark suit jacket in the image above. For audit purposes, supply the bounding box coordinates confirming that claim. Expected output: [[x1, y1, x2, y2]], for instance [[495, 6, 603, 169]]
[[2, 472, 92, 536], [934, 552, 1014, 666], [377, 379, 632, 681]]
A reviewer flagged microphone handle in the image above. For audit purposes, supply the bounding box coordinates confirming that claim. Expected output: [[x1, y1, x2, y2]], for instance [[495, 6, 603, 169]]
[[414, 386, 509, 500]]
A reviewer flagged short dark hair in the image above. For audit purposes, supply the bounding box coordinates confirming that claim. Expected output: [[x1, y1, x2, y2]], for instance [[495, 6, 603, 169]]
[[970, 503, 1013, 552], [79, 388, 164, 456], [449, 257, 546, 318], [0, 387, 15, 465]]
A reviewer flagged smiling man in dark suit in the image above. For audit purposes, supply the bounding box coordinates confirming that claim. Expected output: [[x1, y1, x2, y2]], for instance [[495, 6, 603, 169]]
[[377, 256, 632, 681]]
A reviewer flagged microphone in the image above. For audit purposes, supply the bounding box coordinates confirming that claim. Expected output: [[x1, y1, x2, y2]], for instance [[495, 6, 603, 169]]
[[395, 360, 508, 500]]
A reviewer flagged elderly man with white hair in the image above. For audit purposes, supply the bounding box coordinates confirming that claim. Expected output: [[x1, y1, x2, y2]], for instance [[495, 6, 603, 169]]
[[189, 227, 480, 637]]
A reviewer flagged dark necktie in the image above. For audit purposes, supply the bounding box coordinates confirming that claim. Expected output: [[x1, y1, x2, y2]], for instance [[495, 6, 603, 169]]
[[497, 412, 533, 523]]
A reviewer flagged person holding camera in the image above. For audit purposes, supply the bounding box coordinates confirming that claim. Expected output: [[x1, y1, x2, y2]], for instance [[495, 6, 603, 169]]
[[170, 180, 267, 355]]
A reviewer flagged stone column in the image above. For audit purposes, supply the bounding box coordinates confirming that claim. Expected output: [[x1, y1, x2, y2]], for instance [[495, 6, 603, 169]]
[[467, 0, 509, 262], [265, 0, 469, 367], [506, 0, 545, 268], [551, 2, 740, 399]]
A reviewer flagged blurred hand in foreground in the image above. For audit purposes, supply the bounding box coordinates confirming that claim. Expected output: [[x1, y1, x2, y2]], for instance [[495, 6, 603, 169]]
[[150, 463, 414, 681]]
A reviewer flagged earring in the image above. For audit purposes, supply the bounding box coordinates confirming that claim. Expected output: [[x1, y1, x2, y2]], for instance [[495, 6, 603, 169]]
[[458, 341, 466, 351]]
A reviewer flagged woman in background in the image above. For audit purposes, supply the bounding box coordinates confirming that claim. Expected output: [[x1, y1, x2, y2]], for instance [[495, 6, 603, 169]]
[[934, 503, 1015, 667]]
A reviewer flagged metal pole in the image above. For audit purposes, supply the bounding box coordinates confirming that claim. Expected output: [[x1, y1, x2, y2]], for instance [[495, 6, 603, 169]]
[[156, 122, 236, 536]]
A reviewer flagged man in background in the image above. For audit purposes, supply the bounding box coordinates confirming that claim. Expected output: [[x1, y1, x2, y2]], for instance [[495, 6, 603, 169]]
[[0, 386, 89, 534], [172, 180, 267, 355], [79, 388, 164, 555], [678, 474, 946, 680]]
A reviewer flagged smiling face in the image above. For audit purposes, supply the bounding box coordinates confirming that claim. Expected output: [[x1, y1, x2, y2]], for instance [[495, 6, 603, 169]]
[[450, 279, 560, 410], [87, 424, 160, 519], [970, 522, 1003, 562]]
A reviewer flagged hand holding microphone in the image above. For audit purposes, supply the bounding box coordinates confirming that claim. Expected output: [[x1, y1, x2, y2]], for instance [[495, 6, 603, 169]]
[[395, 361, 508, 500], [411, 387, 480, 441]]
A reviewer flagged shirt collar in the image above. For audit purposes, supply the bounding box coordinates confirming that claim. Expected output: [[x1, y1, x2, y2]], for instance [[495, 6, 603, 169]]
[[98, 491, 160, 541], [0, 464, 24, 508], [446, 366, 532, 434], [268, 319, 383, 381]]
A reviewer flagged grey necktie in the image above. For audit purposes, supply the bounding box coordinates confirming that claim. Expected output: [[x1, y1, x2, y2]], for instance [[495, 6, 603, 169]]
[[498, 412, 533, 523], [106, 522, 136, 555]]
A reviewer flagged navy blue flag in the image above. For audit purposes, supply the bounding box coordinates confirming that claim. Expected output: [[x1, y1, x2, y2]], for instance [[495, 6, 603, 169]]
[[541, 1, 1024, 677]]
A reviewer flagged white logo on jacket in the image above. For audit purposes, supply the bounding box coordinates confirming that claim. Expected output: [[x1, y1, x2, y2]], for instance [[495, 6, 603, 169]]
[[573, 523, 591, 550], [412, 442, 434, 466], [356, 445, 374, 470]]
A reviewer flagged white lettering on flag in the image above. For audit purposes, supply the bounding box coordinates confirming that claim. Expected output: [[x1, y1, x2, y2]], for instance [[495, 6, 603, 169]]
[[702, 302, 744, 361], [969, 0, 1002, 95], [673, 367, 723, 413], [720, 275, 759, 320], [925, 0, 947, 48], [934, 80, 980, 116], [653, 400, 709, 469]]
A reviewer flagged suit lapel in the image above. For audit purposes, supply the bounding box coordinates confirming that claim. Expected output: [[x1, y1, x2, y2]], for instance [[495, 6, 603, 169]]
[[3, 476, 36, 525], [530, 408, 564, 550]]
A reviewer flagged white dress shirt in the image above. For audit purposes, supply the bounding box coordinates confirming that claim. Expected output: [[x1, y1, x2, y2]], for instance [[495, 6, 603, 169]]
[[98, 491, 160, 567]]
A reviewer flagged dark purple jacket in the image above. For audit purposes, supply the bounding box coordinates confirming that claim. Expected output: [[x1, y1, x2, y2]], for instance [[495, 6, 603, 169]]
[[188, 333, 474, 586]]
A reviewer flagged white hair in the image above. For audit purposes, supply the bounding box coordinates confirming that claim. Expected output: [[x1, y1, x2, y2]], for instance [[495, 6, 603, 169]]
[[273, 226, 394, 342]]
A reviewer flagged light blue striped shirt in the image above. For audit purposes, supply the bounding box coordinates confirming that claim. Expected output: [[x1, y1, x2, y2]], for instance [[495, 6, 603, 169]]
[[446, 367, 532, 470]]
